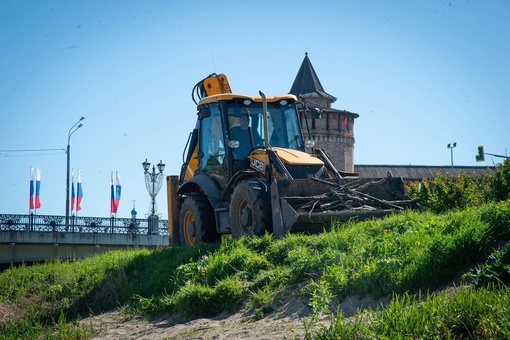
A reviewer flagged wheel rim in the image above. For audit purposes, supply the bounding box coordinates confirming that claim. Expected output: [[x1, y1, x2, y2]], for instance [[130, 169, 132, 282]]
[[235, 197, 252, 234], [183, 210, 196, 245]]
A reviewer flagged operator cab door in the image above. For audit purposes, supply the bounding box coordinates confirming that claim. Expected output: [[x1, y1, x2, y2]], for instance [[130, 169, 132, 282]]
[[226, 102, 265, 174], [199, 102, 228, 188]]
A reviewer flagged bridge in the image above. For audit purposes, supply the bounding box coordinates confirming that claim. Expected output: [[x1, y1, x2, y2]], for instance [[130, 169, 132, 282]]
[[0, 213, 171, 264]]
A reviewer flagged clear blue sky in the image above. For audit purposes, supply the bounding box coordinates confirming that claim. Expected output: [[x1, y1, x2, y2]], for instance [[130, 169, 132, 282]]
[[1, 1, 509, 220]]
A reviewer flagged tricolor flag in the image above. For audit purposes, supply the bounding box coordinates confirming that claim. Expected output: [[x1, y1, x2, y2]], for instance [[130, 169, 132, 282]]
[[71, 169, 75, 212], [29, 167, 35, 210], [110, 171, 121, 214], [35, 167, 41, 209], [76, 169, 83, 211]]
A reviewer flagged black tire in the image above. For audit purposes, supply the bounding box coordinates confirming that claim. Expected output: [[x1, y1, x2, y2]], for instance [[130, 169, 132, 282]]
[[229, 180, 272, 239], [179, 195, 220, 247]]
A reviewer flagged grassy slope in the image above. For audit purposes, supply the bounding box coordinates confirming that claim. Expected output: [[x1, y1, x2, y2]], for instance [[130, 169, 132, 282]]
[[1, 201, 510, 339]]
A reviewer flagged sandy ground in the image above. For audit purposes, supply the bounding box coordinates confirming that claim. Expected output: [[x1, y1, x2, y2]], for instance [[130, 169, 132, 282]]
[[86, 310, 308, 340], [84, 295, 388, 340]]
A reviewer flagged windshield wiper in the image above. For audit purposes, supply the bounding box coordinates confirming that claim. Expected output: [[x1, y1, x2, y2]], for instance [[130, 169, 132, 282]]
[[285, 135, 299, 148]]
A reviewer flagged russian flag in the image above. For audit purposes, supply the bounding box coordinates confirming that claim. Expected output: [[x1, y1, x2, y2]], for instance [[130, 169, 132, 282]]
[[29, 166, 34, 210], [35, 167, 41, 209], [77, 169, 83, 211], [71, 169, 75, 212], [110, 171, 121, 213]]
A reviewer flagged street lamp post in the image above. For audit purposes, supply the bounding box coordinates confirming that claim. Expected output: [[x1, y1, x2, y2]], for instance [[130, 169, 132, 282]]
[[142, 159, 165, 234], [66, 117, 85, 229], [447, 142, 457, 170]]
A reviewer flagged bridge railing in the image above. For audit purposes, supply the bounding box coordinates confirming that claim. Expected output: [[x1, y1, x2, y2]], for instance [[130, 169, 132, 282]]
[[0, 214, 169, 235]]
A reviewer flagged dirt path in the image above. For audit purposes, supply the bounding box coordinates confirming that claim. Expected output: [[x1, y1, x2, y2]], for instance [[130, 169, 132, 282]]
[[87, 310, 308, 339], [85, 295, 387, 339]]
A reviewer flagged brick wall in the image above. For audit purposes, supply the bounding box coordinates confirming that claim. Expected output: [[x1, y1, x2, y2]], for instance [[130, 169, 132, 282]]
[[300, 111, 356, 172]]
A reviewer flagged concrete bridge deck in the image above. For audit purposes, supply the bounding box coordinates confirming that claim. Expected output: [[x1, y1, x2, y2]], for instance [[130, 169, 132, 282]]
[[0, 213, 170, 264]]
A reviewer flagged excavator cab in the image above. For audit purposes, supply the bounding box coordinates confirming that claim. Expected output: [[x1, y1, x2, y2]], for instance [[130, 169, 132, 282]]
[[195, 94, 310, 184]]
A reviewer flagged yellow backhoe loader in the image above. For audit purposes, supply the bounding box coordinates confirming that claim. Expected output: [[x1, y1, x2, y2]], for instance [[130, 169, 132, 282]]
[[166, 73, 418, 246]]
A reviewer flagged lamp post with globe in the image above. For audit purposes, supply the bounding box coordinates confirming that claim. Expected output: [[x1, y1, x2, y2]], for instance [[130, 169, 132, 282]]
[[142, 159, 165, 234]]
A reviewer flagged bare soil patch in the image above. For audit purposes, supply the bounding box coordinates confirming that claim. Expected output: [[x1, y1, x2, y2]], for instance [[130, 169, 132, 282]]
[[85, 294, 389, 339]]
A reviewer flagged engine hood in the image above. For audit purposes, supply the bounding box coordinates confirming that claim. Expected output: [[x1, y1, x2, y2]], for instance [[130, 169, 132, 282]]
[[271, 147, 324, 166]]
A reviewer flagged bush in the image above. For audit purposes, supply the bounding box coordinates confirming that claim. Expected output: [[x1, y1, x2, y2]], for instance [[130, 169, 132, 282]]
[[492, 158, 510, 201], [407, 160, 510, 213]]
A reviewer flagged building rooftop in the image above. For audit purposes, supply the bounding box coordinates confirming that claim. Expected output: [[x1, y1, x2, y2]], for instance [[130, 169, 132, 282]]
[[354, 164, 494, 182], [289, 53, 337, 102]]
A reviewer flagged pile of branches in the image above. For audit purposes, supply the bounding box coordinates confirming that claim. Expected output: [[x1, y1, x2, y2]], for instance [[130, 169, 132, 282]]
[[282, 177, 417, 213]]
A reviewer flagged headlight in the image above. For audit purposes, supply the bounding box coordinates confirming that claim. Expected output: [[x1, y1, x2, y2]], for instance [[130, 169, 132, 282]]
[[305, 140, 315, 148]]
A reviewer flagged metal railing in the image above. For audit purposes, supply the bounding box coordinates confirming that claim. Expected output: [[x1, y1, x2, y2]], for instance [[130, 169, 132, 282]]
[[0, 214, 168, 235]]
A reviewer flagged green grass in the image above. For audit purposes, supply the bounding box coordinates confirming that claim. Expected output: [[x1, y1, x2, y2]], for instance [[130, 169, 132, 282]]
[[311, 285, 510, 339], [1, 201, 510, 338]]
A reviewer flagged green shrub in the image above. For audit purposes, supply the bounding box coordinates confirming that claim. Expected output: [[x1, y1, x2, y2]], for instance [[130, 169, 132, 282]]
[[406, 161, 510, 213], [407, 170, 493, 213], [480, 201, 510, 240], [492, 158, 510, 201]]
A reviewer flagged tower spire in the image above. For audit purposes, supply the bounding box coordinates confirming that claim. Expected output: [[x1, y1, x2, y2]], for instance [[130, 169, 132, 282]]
[[289, 53, 336, 102]]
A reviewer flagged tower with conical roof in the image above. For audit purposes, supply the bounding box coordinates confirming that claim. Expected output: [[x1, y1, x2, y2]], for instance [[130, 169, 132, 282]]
[[290, 53, 358, 172]]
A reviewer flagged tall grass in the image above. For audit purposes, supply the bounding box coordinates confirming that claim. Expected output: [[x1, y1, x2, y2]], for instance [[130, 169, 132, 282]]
[[0, 244, 218, 338], [1, 200, 509, 338], [313, 285, 510, 339]]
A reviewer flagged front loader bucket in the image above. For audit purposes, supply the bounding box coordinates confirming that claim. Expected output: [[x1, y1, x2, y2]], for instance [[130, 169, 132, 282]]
[[270, 177, 418, 237]]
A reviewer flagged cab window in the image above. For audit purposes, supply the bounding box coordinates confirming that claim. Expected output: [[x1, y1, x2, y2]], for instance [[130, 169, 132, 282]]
[[199, 103, 226, 185]]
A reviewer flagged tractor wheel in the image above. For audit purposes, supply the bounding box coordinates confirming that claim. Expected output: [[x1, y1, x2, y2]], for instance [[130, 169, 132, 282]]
[[229, 180, 272, 239], [179, 195, 220, 247]]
